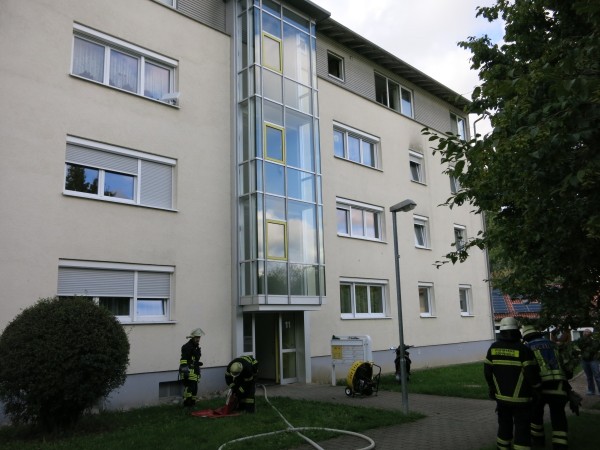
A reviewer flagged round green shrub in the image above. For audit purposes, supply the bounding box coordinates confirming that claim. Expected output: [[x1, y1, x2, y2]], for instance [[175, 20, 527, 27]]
[[0, 296, 129, 431]]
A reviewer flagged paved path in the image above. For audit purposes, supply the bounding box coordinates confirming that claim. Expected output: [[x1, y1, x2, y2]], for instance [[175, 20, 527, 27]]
[[263, 371, 595, 450]]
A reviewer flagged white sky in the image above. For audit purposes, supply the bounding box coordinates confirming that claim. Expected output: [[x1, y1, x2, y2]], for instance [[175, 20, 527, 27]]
[[314, 0, 504, 136]]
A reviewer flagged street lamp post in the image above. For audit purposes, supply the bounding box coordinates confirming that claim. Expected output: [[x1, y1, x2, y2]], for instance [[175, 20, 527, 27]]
[[390, 199, 416, 415]]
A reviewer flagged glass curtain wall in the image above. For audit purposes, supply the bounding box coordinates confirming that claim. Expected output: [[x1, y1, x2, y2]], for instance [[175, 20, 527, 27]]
[[236, 0, 324, 305]]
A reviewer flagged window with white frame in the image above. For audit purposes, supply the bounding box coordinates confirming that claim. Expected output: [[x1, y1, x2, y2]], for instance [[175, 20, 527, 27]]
[[409, 151, 425, 183], [64, 136, 175, 210], [450, 113, 467, 140], [454, 225, 466, 251], [340, 278, 387, 318], [449, 173, 461, 194], [418, 282, 435, 317], [374, 73, 413, 117], [336, 198, 383, 240], [57, 260, 174, 323], [333, 123, 379, 169], [71, 24, 179, 104], [459, 284, 473, 316], [327, 51, 344, 81], [413, 215, 430, 248]]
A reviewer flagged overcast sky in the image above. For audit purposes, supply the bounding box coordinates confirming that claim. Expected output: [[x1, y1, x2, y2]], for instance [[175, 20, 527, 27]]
[[315, 0, 504, 135]]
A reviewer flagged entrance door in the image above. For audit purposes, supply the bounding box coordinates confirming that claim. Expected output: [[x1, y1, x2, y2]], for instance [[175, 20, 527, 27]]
[[280, 312, 298, 383], [252, 312, 301, 384]]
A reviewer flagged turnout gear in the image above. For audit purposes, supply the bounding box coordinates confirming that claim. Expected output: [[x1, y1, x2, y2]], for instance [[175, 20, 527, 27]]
[[523, 326, 571, 449], [179, 330, 203, 406], [225, 356, 258, 413], [485, 324, 541, 449]]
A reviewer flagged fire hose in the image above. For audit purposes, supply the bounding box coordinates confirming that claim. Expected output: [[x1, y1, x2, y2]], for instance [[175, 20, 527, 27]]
[[217, 384, 375, 450]]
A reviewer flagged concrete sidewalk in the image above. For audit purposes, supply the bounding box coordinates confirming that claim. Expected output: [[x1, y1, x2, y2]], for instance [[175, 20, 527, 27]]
[[263, 371, 595, 450]]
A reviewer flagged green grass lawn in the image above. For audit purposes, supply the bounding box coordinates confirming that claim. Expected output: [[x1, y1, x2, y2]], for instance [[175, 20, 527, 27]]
[[0, 395, 421, 450], [2, 362, 599, 450]]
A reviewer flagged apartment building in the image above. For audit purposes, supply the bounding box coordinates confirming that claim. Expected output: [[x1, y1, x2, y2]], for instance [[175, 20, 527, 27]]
[[0, 0, 494, 411]]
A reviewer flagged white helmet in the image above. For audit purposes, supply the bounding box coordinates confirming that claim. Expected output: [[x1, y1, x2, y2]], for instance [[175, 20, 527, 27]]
[[187, 327, 205, 338], [499, 317, 519, 331]]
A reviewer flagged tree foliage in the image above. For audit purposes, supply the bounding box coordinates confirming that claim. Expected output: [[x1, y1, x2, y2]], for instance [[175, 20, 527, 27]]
[[0, 297, 129, 432], [423, 0, 600, 328]]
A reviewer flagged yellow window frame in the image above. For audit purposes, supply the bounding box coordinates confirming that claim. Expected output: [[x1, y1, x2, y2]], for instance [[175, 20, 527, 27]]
[[266, 219, 287, 260], [264, 122, 286, 163], [262, 32, 282, 73]]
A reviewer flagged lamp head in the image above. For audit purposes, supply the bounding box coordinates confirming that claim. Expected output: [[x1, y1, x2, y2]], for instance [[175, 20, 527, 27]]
[[390, 199, 417, 213]]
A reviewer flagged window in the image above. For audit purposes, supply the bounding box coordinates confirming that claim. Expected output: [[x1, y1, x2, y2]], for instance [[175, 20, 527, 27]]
[[333, 123, 379, 169], [57, 260, 174, 323], [454, 225, 466, 251], [72, 24, 178, 104], [64, 136, 175, 210], [262, 32, 282, 73], [449, 173, 461, 194], [340, 279, 387, 318], [374, 73, 413, 117], [418, 283, 435, 317], [336, 198, 383, 241], [157, 0, 175, 6], [459, 285, 473, 316], [327, 51, 344, 81], [409, 151, 425, 183], [450, 113, 467, 140], [413, 215, 430, 249]]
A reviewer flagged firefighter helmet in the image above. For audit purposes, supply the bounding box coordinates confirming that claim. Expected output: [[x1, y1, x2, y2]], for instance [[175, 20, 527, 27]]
[[187, 328, 205, 338], [230, 361, 243, 377], [521, 325, 539, 339], [499, 317, 519, 331]]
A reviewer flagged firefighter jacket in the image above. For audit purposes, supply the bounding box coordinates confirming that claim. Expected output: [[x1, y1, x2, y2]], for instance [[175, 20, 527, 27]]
[[225, 355, 258, 395], [524, 335, 568, 397], [179, 339, 202, 382], [484, 336, 541, 405]]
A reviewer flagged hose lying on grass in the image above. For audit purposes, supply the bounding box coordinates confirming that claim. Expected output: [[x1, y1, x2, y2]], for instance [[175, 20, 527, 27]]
[[217, 384, 375, 450]]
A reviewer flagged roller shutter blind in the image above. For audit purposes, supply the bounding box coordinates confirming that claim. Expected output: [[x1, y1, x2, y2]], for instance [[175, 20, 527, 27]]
[[58, 268, 134, 297], [66, 144, 138, 175], [138, 272, 171, 297], [140, 160, 173, 208]]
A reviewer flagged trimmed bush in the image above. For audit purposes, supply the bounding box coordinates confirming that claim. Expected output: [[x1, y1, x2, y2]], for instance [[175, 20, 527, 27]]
[[0, 296, 129, 431]]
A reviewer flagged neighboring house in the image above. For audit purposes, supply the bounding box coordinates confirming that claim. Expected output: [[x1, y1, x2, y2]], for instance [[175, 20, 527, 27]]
[[491, 288, 542, 330], [0, 0, 494, 412]]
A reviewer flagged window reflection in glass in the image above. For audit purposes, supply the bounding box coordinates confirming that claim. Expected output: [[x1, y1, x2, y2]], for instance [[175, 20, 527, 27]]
[[364, 210, 380, 239], [285, 109, 313, 171], [265, 125, 284, 161], [265, 194, 286, 220], [333, 130, 344, 158], [263, 69, 283, 103], [266, 261, 287, 294], [362, 141, 374, 167], [137, 299, 165, 316], [104, 171, 135, 200], [264, 162, 285, 196], [355, 285, 368, 313], [351, 208, 364, 236], [348, 135, 360, 162], [290, 264, 318, 295], [340, 283, 352, 313], [337, 208, 349, 234], [65, 164, 99, 194], [262, 11, 281, 38], [99, 297, 130, 316], [283, 23, 310, 85], [284, 79, 311, 114], [287, 168, 314, 202], [288, 200, 317, 263], [370, 286, 384, 313], [401, 88, 413, 117]]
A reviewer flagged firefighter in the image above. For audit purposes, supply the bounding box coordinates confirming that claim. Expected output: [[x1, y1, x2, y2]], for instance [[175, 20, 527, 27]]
[[225, 355, 258, 413], [485, 317, 542, 450], [521, 325, 572, 449], [179, 328, 204, 407]]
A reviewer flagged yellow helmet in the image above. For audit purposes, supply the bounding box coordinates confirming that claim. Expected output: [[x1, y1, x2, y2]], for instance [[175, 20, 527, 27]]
[[230, 361, 243, 376], [186, 327, 205, 338]]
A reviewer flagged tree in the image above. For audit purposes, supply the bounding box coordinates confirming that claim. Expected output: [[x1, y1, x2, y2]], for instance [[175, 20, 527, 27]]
[[423, 0, 600, 329], [0, 297, 129, 432]]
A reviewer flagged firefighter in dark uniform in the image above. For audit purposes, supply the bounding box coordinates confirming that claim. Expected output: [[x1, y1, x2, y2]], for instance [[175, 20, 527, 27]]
[[485, 317, 542, 450], [179, 328, 204, 407], [521, 325, 571, 449], [225, 355, 258, 413]]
